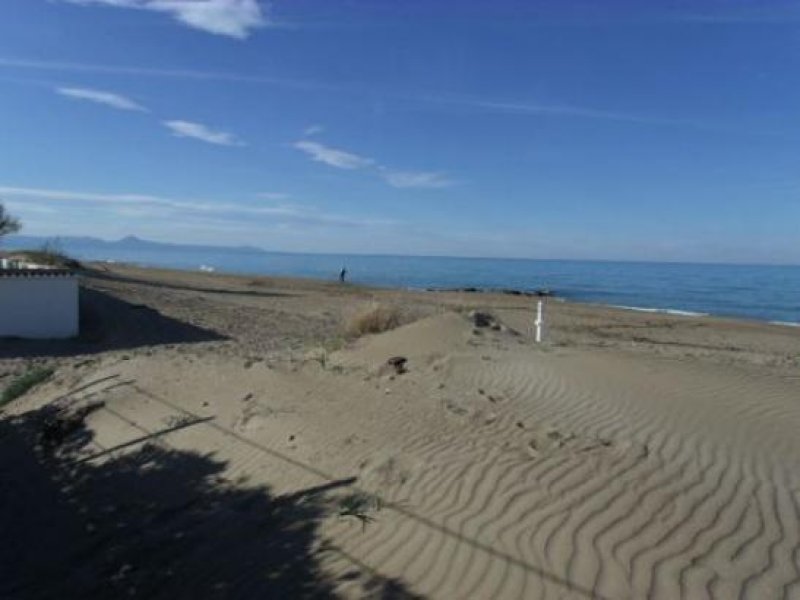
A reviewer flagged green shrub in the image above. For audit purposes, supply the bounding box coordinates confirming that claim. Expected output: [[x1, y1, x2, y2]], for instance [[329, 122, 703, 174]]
[[9, 240, 82, 270], [1, 367, 54, 407]]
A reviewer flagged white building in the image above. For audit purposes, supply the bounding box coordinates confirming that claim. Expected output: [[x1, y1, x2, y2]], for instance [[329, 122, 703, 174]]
[[0, 265, 79, 339]]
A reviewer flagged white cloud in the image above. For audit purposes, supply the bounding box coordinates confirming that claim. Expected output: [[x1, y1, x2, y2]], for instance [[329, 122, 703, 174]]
[[293, 139, 455, 189], [63, 0, 267, 39], [56, 86, 148, 111], [0, 185, 393, 228], [257, 192, 290, 200], [303, 124, 324, 136], [293, 140, 374, 170], [164, 120, 244, 146], [381, 169, 456, 189]]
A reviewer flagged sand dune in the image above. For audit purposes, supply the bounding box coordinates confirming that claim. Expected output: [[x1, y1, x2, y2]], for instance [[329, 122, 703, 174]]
[[321, 316, 800, 598], [2, 266, 799, 599]]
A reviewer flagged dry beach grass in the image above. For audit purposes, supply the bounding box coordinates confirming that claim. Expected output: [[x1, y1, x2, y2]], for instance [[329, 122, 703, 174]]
[[1, 264, 799, 599]]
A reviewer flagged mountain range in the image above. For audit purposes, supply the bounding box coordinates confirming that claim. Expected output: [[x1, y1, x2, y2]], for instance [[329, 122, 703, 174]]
[[2, 235, 269, 255]]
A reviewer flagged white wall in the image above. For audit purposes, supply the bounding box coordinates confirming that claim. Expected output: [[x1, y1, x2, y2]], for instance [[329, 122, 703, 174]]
[[0, 276, 79, 339]]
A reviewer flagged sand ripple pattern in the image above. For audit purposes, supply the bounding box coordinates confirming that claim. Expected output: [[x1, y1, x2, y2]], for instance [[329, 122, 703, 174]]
[[77, 346, 800, 599], [328, 354, 800, 599]]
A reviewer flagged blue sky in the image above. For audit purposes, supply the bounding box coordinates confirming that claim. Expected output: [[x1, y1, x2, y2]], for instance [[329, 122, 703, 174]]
[[1, 0, 799, 263]]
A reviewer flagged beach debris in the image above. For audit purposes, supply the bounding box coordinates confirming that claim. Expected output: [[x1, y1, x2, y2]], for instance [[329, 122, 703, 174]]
[[386, 356, 408, 374]]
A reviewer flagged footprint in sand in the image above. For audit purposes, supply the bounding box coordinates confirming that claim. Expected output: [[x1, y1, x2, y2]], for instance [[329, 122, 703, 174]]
[[525, 428, 612, 458], [443, 398, 469, 417], [235, 405, 275, 433]]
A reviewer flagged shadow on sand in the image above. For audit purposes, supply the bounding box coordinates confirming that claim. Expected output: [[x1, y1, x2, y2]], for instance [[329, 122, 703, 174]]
[[0, 404, 421, 599], [0, 287, 227, 359]]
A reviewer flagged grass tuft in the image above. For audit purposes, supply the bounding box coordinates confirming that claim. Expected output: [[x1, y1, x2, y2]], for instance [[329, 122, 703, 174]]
[[345, 303, 402, 338], [337, 492, 382, 530], [1, 367, 55, 408]]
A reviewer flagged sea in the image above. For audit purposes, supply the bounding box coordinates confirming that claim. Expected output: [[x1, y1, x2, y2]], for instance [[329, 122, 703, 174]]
[[9, 239, 800, 326]]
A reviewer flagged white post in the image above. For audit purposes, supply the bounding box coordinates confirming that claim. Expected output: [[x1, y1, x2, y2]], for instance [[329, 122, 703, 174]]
[[535, 300, 543, 343]]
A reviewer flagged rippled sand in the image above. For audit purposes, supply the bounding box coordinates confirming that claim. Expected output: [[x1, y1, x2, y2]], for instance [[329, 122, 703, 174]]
[[3, 265, 799, 599]]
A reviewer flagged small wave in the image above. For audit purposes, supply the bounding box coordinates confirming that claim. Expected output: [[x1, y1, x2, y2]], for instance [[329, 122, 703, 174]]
[[612, 305, 708, 317], [770, 320, 800, 328]]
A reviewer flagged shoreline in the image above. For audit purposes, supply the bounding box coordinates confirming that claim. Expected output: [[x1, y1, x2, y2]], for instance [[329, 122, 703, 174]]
[[60, 262, 799, 378], [89, 260, 799, 330]]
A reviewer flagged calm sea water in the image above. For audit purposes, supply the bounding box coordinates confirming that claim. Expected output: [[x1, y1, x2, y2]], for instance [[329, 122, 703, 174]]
[[34, 242, 800, 325]]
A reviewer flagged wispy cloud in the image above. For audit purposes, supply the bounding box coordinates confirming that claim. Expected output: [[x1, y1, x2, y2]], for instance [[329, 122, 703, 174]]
[[433, 96, 678, 126], [293, 140, 374, 170], [0, 184, 393, 228], [0, 57, 690, 128], [56, 86, 148, 111], [453, 97, 788, 136], [0, 57, 333, 91], [63, 0, 267, 39], [164, 120, 244, 146], [381, 169, 456, 189], [257, 192, 290, 201], [0, 56, 780, 138], [294, 139, 456, 189], [303, 124, 324, 136]]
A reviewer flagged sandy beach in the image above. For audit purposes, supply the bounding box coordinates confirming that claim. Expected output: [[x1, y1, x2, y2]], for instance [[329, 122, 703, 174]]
[[2, 264, 800, 599]]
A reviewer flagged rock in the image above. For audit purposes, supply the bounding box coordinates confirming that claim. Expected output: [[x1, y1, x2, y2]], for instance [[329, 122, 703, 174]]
[[386, 356, 408, 374], [469, 311, 494, 328]]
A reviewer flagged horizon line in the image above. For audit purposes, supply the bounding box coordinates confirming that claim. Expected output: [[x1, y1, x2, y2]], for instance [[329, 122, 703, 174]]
[[6, 232, 799, 269]]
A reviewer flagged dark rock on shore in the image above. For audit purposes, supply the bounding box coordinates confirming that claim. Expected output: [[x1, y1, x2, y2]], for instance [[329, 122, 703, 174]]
[[426, 287, 555, 298]]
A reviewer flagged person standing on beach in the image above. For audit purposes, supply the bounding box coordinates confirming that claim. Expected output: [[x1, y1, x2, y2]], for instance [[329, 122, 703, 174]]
[[339, 267, 347, 283]]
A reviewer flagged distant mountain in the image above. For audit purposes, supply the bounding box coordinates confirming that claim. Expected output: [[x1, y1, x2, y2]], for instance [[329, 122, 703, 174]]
[[2, 234, 269, 255]]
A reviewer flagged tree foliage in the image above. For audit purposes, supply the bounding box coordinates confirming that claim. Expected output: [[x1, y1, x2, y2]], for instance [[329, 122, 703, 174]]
[[0, 202, 21, 237]]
